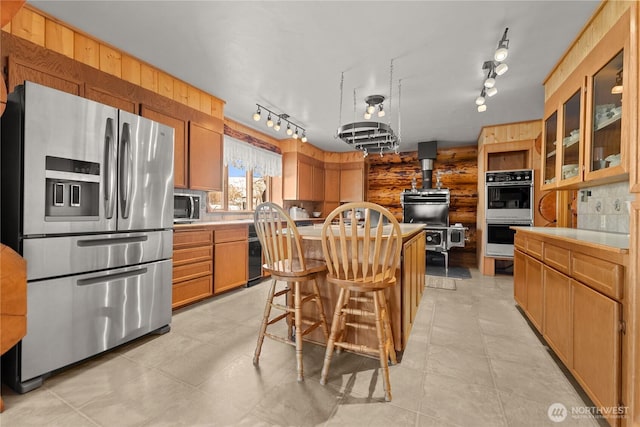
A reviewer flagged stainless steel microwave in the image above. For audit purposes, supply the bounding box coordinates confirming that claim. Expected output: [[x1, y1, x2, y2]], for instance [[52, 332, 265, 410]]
[[174, 193, 200, 222]]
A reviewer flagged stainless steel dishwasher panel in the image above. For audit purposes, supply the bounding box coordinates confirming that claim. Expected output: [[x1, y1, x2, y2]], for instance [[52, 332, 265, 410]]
[[20, 260, 172, 382]]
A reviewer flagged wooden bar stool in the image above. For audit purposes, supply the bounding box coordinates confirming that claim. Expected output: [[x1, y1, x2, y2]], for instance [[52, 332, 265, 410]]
[[319, 202, 402, 401], [253, 202, 329, 381]]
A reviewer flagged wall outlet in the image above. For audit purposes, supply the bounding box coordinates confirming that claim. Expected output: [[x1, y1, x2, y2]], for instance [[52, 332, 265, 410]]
[[600, 216, 606, 229]]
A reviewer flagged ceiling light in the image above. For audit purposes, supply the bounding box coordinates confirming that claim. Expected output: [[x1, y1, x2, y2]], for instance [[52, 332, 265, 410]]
[[476, 89, 486, 105], [486, 86, 498, 97], [251, 105, 305, 140], [484, 77, 496, 88], [611, 70, 623, 94], [301, 132, 307, 143], [478, 104, 487, 112], [336, 61, 400, 156], [293, 128, 299, 139], [494, 28, 509, 62], [252, 107, 261, 121], [495, 63, 508, 76]]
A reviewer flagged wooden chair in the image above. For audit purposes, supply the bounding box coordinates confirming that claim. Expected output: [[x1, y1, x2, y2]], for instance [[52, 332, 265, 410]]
[[319, 202, 402, 401], [253, 202, 329, 381]]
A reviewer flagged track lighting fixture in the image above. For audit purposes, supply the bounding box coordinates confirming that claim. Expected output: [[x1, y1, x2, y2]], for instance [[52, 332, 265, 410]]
[[475, 29, 510, 112], [494, 28, 509, 62], [251, 104, 306, 141]]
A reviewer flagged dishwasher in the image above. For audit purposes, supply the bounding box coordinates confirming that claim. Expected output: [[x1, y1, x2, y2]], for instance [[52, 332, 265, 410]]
[[247, 224, 263, 286]]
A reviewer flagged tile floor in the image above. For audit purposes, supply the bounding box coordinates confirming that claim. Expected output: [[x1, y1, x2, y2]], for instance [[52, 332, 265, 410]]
[[1, 269, 602, 426]]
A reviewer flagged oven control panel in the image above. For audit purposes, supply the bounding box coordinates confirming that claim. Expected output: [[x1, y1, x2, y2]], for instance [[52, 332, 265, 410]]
[[486, 169, 533, 185]]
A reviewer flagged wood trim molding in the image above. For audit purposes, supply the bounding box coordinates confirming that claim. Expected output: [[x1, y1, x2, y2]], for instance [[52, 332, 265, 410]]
[[223, 119, 281, 154]]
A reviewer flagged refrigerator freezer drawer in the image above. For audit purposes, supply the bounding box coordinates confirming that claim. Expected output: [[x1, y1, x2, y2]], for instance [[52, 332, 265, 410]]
[[23, 230, 172, 281], [20, 260, 172, 382]]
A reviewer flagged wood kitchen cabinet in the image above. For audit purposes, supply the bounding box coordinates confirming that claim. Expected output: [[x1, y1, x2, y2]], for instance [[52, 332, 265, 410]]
[[513, 228, 627, 426], [542, 9, 634, 190], [141, 105, 188, 188], [172, 227, 214, 308], [573, 279, 621, 416], [189, 121, 223, 191], [282, 152, 324, 201], [340, 165, 365, 202], [213, 225, 248, 294]]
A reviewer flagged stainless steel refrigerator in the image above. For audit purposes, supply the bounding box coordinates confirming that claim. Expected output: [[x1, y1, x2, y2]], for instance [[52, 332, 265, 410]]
[[1, 81, 174, 393]]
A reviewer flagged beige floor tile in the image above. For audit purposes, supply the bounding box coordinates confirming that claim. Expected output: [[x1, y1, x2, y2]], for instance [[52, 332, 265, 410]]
[[0, 386, 76, 426], [498, 390, 599, 426], [425, 343, 494, 388], [419, 372, 507, 427], [326, 397, 418, 426]]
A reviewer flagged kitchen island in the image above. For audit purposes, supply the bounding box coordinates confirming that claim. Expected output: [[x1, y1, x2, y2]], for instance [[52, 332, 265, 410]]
[[296, 223, 426, 352]]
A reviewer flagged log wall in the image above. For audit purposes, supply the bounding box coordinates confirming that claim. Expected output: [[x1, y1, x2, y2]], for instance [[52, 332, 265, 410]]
[[367, 145, 479, 268]]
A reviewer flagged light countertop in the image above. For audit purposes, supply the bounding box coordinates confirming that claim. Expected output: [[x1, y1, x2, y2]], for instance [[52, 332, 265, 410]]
[[512, 226, 629, 253]]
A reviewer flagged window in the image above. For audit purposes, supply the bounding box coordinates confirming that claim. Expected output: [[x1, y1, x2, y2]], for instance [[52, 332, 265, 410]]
[[206, 136, 282, 212], [207, 166, 273, 212]]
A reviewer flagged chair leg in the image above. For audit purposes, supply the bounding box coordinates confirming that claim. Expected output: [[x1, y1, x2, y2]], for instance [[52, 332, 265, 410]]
[[286, 284, 294, 341], [335, 289, 350, 353], [373, 291, 392, 402], [254, 279, 277, 365], [379, 291, 397, 365], [311, 277, 330, 342], [320, 288, 346, 385], [294, 281, 304, 382]]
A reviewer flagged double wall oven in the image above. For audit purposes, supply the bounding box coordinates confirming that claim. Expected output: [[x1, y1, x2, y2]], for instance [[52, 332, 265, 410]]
[[484, 169, 534, 257]]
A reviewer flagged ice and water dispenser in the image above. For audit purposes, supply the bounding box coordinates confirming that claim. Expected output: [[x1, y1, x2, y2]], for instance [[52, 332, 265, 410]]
[[45, 156, 100, 219]]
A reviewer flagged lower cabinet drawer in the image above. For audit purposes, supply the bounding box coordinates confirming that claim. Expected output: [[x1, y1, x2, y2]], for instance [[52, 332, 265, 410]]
[[544, 243, 570, 275], [172, 276, 212, 309], [173, 245, 213, 266], [172, 260, 212, 283], [571, 252, 623, 301]]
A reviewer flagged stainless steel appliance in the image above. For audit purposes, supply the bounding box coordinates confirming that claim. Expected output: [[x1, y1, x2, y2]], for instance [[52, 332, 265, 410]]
[[1, 82, 174, 393], [485, 169, 534, 221], [484, 169, 534, 257], [174, 193, 201, 223], [247, 224, 263, 286], [401, 141, 468, 273]]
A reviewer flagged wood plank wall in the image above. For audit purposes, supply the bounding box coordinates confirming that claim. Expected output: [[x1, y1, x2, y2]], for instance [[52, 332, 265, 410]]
[[367, 145, 479, 268]]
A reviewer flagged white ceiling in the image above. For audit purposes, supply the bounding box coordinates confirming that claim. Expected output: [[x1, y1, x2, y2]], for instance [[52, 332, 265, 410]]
[[30, 0, 600, 153]]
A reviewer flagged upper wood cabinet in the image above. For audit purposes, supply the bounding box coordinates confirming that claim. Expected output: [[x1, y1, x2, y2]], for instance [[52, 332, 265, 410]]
[[542, 9, 634, 190], [324, 164, 340, 202], [85, 85, 137, 114], [141, 105, 188, 188], [189, 121, 223, 191], [340, 165, 365, 202], [8, 56, 82, 96], [282, 152, 324, 201]]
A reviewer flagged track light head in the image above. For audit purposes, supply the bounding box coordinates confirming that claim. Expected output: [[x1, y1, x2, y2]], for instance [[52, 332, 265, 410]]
[[266, 114, 274, 128], [495, 62, 508, 76], [377, 104, 385, 117], [494, 28, 509, 62], [486, 86, 498, 97], [286, 124, 293, 136], [477, 104, 487, 112], [274, 118, 281, 131], [301, 132, 307, 143], [252, 107, 261, 121], [364, 111, 372, 120]]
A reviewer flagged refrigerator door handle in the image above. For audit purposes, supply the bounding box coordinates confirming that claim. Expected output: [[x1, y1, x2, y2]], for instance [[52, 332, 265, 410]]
[[76, 267, 148, 287], [104, 117, 117, 219], [119, 122, 133, 219]]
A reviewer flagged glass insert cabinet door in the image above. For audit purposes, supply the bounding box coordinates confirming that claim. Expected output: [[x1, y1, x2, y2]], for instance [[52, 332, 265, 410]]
[[561, 90, 581, 181], [544, 111, 558, 185], [589, 50, 623, 173]]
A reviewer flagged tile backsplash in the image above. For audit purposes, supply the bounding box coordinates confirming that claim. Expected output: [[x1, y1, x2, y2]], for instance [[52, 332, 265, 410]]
[[576, 181, 633, 234]]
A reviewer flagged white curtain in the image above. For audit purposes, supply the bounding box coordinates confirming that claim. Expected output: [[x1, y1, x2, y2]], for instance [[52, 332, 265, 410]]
[[223, 136, 282, 177]]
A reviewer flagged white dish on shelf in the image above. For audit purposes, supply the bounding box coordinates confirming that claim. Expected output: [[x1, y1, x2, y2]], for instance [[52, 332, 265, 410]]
[[594, 111, 622, 131], [312, 211, 322, 218], [605, 153, 621, 167], [562, 133, 579, 147]]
